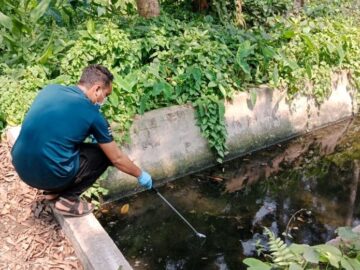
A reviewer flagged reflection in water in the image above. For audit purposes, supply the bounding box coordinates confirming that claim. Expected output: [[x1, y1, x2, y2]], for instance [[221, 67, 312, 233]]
[[251, 199, 276, 227], [99, 115, 360, 270], [346, 160, 360, 226], [224, 118, 353, 193]]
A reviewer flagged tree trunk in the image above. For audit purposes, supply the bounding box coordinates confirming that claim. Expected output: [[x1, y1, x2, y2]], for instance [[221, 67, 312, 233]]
[[192, 0, 209, 12], [293, 0, 305, 13], [234, 0, 245, 27], [136, 0, 160, 18]]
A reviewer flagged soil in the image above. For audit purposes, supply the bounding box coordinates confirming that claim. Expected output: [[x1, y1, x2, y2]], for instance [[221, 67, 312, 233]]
[[0, 140, 83, 270]]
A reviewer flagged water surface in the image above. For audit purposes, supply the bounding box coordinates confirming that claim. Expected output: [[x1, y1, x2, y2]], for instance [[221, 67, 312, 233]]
[[99, 115, 360, 270]]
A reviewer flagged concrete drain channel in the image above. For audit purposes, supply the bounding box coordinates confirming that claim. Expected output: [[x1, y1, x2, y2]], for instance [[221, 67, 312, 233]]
[[5, 72, 358, 270]]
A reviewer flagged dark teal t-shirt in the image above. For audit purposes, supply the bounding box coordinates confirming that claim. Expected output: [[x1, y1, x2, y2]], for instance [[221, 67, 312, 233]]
[[11, 84, 113, 190]]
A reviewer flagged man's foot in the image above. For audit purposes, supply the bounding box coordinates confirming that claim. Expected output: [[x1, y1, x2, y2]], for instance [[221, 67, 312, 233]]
[[54, 197, 93, 217]]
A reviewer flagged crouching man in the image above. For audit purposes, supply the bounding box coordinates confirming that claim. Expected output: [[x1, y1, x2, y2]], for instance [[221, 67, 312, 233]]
[[11, 64, 152, 217]]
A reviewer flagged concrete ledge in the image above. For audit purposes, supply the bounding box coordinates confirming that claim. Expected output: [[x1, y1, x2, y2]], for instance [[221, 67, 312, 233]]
[[6, 130, 133, 270], [103, 71, 358, 200], [53, 209, 132, 270]]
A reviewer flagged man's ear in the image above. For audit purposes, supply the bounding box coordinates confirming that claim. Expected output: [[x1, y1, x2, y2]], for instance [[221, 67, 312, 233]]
[[92, 83, 103, 95], [88, 84, 97, 93]]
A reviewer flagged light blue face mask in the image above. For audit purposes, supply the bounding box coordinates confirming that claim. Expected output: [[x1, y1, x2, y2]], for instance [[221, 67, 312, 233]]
[[95, 88, 108, 108], [95, 96, 107, 107]]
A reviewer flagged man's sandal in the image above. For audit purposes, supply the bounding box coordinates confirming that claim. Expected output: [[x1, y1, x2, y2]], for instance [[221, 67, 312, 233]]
[[53, 197, 94, 217]]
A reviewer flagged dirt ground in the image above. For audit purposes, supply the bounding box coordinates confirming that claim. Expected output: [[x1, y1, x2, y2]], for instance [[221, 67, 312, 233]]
[[0, 140, 83, 270]]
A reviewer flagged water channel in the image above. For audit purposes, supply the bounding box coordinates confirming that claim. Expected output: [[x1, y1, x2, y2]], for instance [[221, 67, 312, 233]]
[[99, 115, 360, 270]]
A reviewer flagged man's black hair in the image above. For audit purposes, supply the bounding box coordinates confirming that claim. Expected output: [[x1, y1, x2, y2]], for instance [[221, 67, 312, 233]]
[[79, 64, 114, 87]]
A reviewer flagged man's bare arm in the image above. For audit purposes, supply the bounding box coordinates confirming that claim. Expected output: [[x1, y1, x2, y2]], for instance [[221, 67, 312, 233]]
[[99, 141, 141, 178]]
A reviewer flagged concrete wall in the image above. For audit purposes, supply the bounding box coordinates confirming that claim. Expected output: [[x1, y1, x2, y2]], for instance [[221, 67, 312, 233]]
[[103, 71, 358, 200]]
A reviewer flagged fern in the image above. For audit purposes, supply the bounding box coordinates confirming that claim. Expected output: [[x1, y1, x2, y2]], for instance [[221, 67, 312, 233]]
[[264, 228, 302, 267], [245, 227, 360, 270]]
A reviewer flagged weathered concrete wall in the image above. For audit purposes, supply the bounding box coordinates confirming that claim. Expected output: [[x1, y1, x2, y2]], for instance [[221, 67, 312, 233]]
[[103, 71, 358, 200]]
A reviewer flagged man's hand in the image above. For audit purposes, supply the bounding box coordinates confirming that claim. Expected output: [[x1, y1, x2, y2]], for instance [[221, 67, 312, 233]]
[[138, 171, 152, 189]]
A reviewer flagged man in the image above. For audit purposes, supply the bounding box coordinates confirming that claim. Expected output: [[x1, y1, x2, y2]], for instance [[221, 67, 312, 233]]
[[11, 64, 152, 217]]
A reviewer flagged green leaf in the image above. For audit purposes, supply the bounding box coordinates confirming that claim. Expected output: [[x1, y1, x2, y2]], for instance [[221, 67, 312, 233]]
[[289, 263, 303, 270], [236, 41, 255, 75], [109, 93, 119, 107], [287, 59, 299, 71], [197, 102, 205, 117], [216, 157, 223, 163], [262, 46, 276, 60], [289, 243, 309, 254], [208, 81, 217, 88], [341, 257, 355, 270], [301, 34, 316, 50], [315, 244, 342, 256], [30, 0, 51, 23], [347, 258, 360, 269], [239, 60, 251, 75], [139, 94, 149, 114], [12, 16, 30, 34], [282, 28, 295, 39], [152, 82, 164, 96], [337, 46, 345, 64], [243, 258, 271, 270], [191, 67, 202, 83], [273, 65, 279, 86], [218, 101, 225, 122], [2, 32, 17, 49], [87, 19, 95, 34], [218, 85, 226, 98], [162, 82, 173, 100], [305, 63, 312, 79], [148, 63, 160, 78], [115, 74, 137, 92], [0, 11, 13, 31], [303, 247, 319, 264], [337, 227, 356, 239], [250, 90, 257, 106], [38, 44, 53, 64], [327, 255, 340, 268], [237, 40, 255, 59], [37, 34, 54, 64], [315, 245, 341, 268], [97, 7, 106, 16]]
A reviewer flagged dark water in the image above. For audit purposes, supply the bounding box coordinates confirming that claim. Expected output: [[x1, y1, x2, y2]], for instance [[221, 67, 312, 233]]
[[98, 115, 360, 270]]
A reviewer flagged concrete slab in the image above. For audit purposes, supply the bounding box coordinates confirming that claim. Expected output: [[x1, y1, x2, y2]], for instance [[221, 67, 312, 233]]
[[53, 209, 132, 270]]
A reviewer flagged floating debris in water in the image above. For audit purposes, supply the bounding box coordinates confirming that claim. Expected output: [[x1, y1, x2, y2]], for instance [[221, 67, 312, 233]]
[[119, 204, 129, 214]]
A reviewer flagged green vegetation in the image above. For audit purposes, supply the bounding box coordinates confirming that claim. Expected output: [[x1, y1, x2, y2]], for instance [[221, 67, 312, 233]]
[[244, 227, 360, 270], [0, 0, 359, 161]]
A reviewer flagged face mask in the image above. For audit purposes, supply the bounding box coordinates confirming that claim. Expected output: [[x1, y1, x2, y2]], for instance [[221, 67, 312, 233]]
[[95, 88, 107, 107], [95, 96, 107, 107]]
